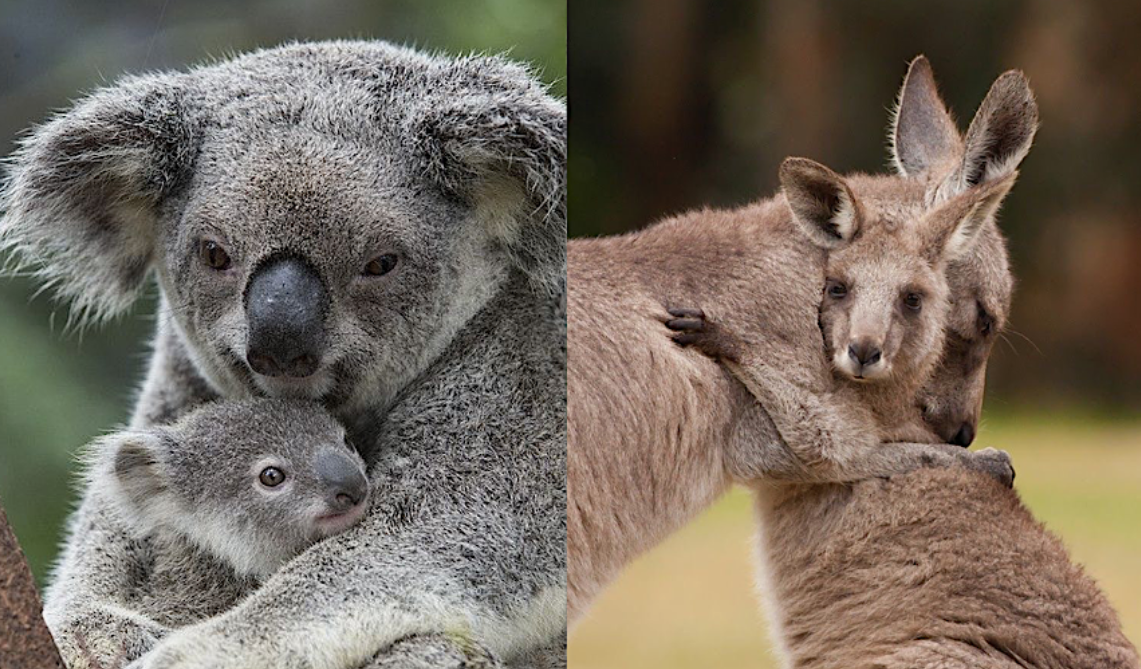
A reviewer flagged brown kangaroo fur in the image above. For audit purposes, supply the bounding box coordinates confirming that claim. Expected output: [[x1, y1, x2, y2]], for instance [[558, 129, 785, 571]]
[[680, 61, 1139, 668], [567, 57, 1022, 623], [750, 470, 1139, 669]]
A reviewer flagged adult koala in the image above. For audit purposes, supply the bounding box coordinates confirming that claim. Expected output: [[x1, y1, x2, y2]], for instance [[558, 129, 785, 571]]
[[1, 41, 566, 668]]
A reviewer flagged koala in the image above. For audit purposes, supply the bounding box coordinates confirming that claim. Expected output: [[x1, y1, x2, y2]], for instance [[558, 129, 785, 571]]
[[2, 41, 566, 669], [54, 399, 368, 667], [96, 399, 369, 583]]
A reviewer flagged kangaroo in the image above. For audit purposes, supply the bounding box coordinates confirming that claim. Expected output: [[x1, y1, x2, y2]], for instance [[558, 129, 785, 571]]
[[747, 469, 1140, 668], [669, 74, 1139, 668], [567, 56, 1028, 622], [665, 161, 1016, 475]]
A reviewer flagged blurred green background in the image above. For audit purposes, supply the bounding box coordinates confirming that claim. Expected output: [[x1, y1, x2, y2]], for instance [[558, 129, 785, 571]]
[[568, 0, 1140, 665], [0, 0, 565, 583]]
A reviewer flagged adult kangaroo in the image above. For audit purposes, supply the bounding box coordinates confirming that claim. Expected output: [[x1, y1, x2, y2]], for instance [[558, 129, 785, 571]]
[[567, 56, 1026, 623]]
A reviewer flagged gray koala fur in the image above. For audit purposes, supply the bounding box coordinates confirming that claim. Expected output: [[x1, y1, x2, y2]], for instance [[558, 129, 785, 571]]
[[92, 399, 370, 585], [2, 40, 566, 669]]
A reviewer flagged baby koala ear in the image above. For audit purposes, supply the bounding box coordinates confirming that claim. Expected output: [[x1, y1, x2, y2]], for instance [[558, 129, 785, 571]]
[[89, 430, 171, 528], [779, 157, 861, 249], [412, 57, 566, 296], [923, 172, 1017, 263]]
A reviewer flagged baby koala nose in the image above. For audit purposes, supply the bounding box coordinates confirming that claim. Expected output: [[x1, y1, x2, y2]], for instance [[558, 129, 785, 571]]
[[847, 340, 883, 368], [950, 422, 976, 448], [315, 450, 368, 513]]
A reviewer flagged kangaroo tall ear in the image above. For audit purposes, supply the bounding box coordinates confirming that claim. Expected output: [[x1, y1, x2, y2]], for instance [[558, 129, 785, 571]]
[[1, 74, 197, 324], [925, 172, 1016, 262], [891, 55, 963, 178], [937, 70, 1038, 201], [780, 157, 861, 249], [415, 59, 566, 296]]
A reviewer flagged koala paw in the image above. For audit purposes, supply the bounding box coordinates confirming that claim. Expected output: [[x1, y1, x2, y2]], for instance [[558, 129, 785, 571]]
[[966, 447, 1015, 488], [664, 307, 741, 361]]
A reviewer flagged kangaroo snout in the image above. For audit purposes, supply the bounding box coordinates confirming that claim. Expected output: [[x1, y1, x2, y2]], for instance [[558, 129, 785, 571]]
[[949, 422, 976, 447], [848, 340, 882, 367], [837, 338, 888, 380]]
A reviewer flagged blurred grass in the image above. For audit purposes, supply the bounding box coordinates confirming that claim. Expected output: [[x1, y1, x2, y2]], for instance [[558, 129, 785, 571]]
[[568, 415, 1141, 668]]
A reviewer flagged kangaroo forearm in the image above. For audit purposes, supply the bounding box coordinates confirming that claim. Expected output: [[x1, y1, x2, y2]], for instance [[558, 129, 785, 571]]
[[721, 357, 878, 471], [798, 442, 1014, 487]]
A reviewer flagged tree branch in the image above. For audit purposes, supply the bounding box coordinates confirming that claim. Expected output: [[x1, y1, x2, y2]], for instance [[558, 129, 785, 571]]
[[0, 499, 64, 668]]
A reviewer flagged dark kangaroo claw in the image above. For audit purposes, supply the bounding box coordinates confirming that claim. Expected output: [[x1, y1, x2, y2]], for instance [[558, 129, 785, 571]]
[[667, 307, 705, 319], [665, 318, 705, 332]]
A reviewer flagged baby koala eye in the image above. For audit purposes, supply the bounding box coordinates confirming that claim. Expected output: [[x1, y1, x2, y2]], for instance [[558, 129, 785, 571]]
[[825, 280, 848, 299], [903, 292, 923, 311], [363, 254, 399, 277], [199, 240, 232, 271], [258, 466, 286, 488]]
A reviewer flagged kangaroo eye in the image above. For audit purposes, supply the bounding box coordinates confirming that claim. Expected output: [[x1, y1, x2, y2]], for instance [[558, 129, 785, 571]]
[[977, 303, 995, 336], [259, 467, 286, 487], [199, 240, 232, 271], [903, 293, 923, 311], [826, 280, 848, 299], [364, 254, 398, 276]]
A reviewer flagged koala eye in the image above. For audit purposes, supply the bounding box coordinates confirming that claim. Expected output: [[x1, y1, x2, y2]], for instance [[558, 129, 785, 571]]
[[199, 240, 232, 271], [363, 254, 398, 277], [825, 280, 847, 299], [903, 293, 923, 312], [258, 466, 286, 488]]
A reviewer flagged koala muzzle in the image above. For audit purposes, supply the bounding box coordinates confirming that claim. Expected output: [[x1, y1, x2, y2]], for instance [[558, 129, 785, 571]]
[[316, 450, 369, 512], [245, 256, 328, 378]]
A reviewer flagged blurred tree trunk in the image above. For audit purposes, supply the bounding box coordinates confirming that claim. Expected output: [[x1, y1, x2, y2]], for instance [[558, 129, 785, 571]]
[[620, 0, 706, 227], [0, 500, 64, 668]]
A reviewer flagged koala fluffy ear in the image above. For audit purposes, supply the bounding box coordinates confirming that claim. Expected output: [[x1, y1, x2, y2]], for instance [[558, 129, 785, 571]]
[[1, 74, 198, 323], [415, 68, 566, 295], [90, 430, 171, 528], [780, 157, 861, 249]]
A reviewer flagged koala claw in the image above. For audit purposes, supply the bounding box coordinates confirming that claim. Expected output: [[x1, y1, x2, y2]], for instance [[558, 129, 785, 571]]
[[968, 447, 1015, 488]]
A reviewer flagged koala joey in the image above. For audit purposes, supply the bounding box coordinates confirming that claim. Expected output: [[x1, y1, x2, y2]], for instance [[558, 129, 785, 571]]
[[92, 399, 369, 581]]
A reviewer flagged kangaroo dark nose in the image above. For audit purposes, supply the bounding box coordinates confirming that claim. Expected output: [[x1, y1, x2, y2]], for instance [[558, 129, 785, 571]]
[[245, 256, 328, 378], [315, 450, 368, 513], [848, 341, 883, 368], [950, 422, 976, 448]]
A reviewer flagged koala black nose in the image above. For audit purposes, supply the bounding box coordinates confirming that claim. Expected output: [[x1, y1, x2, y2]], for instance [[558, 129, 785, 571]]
[[315, 450, 368, 513], [245, 256, 328, 378], [848, 341, 882, 367], [950, 422, 976, 448]]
